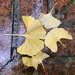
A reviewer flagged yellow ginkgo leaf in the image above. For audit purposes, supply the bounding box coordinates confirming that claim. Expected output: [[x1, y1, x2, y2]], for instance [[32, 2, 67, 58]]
[[45, 28, 73, 52], [22, 16, 35, 32], [39, 3, 61, 29], [22, 51, 49, 69], [4, 16, 46, 56], [17, 16, 46, 56], [22, 16, 46, 39], [17, 37, 44, 56], [39, 13, 61, 29]]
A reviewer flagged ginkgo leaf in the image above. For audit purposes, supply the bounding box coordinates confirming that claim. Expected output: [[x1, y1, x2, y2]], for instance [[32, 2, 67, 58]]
[[45, 28, 73, 52], [22, 16, 46, 39], [17, 37, 44, 56], [22, 16, 35, 32], [39, 13, 61, 29], [39, 3, 61, 29], [4, 16, 46, 56], [17, 16, 46, 56], [22, 51, 49, 69]]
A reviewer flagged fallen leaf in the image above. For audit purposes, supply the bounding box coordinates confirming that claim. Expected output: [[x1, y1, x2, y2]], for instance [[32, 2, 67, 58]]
[[22, 51, 49, 69], [22, 16, 46, 39], [22, 16, 35, 31], [17, 37, 44, 56], [39, 3, 61, 29], [17, 16, 46, 56], [45, 28, 73, 52]]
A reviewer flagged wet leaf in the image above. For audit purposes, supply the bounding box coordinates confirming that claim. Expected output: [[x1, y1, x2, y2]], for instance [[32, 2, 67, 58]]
[[22, 51, 49, 69], [45, 28, 73, 52], [39, 3, 61, 29], [17, 16, 46, 56]]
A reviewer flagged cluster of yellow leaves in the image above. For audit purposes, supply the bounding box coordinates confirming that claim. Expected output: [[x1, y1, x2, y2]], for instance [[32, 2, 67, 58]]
[[4, 4, 73, 69], [18, 16, 49, 69], [17, 13, 72, 69]]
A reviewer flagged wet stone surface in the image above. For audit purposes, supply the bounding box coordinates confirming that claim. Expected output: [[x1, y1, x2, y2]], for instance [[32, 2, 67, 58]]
[[64, 4, 75, 21], [2, 57, 75, 75], [0, 0, 75, 75], [0, 0, 48, 74], [20, 0, 48, 19], [0, 0, 12, 70]]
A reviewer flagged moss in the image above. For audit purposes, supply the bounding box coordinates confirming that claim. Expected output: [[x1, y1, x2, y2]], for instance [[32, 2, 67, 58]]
[[0, 14, 4, 17], [60, 20, 75, 27], [47, 57, 75, 64], [59, 71, 66, 75], [59, 0, 75, 14], [53, 57, 69, 63]]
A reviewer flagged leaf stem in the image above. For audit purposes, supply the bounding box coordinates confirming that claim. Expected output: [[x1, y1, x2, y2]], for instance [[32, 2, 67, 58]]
[[59, 41, 66, 48], [3, 34, 24, 37], [50, 3, 57, 13]]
